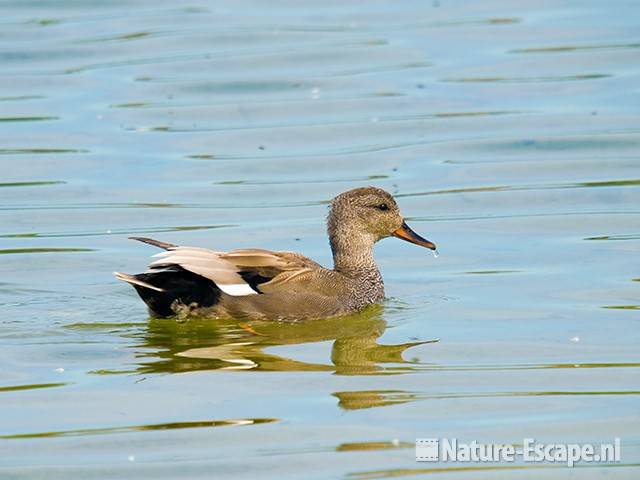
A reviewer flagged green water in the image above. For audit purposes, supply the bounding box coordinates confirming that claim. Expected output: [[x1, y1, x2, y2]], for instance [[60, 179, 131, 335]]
[[1, 0, 639, 478]]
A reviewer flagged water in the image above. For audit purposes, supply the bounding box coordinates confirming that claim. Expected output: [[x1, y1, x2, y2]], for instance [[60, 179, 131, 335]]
[[1, 0, 639, 478]]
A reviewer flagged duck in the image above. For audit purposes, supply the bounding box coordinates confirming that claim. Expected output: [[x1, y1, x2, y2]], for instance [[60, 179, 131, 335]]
[[114, 187, 436, 321]]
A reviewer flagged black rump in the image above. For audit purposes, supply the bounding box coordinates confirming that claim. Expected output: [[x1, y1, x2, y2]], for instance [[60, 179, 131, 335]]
[[131, 266, 221, 317]]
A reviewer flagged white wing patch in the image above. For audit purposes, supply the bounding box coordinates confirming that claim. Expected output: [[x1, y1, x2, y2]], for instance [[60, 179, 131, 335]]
[[149, 247, 259, 296], [217, 284, 259, 296]]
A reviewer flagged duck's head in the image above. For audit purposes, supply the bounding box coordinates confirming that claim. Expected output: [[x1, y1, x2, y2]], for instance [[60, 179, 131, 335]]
[[328, 187, 436, 250]]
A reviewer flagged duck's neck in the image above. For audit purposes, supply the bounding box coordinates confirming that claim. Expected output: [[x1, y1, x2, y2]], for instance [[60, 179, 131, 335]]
[[327, 217, 385, 305], [329, 227, 380, 277]]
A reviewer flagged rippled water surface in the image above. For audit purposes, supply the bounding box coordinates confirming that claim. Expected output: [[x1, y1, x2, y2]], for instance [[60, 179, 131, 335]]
[[1, 0, 639, 478]]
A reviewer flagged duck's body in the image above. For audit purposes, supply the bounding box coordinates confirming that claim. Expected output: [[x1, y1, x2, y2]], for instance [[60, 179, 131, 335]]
[[115, 187, 436, 321]]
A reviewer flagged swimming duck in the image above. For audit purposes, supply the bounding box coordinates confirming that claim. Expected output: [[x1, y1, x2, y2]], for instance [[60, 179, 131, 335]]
[[115, 187, 436, 320]]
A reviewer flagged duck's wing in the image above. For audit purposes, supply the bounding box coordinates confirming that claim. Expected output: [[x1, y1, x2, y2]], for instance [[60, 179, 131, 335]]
[[141, 239, 320, 296], [222, 249, 323, 292]]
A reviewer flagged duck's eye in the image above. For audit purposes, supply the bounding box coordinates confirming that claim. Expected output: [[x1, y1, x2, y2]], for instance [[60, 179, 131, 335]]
[[378, 203, 389, 211]]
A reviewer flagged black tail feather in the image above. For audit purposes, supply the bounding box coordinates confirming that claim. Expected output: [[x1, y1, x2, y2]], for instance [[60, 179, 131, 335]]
[[128, 266, 221, 317], [129, 237, 177, 250]]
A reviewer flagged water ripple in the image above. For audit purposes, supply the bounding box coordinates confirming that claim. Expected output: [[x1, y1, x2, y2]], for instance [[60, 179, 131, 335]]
[[0, 418, 278, 440], [510, 42, 640, 54], [585, 233, 640, 241], [127, 110, 520, 134], [411, 211, 640, 223], [0, 224, 233, 239], [59, 39, 391, 75], [0, 248, 94, 255], [442, 73, 611, 83], [0, 180, 65, 188], [0, 116, 57, 122], [0, 382, 69, 393], [399, 178, 640, 199]]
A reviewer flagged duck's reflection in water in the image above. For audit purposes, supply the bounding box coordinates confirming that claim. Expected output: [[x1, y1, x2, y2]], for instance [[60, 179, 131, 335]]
[[135, 305, 436, 376]]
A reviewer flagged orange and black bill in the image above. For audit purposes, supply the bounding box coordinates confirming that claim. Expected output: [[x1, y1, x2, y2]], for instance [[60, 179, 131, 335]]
[[392, 221, 436, 250]]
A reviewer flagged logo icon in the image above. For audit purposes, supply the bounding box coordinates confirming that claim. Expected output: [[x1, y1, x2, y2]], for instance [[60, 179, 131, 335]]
[[416, 438, 439, 462]]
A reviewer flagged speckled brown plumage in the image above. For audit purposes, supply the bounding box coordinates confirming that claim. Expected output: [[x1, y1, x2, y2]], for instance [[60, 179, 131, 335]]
[[115, 187, 436, 321]]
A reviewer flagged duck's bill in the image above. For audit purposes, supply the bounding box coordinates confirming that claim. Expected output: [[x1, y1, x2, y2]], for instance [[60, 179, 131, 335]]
[[392, 221, 436, 250]]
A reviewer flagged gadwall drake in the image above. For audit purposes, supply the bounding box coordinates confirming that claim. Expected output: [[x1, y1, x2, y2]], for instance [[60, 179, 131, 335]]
[[115, 187, 436, 321]]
